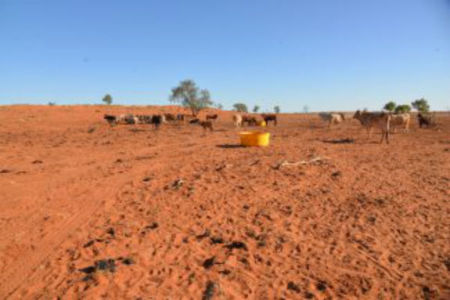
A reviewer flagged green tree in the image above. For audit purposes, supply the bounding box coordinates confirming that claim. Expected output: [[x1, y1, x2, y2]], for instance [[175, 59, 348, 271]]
[[102, 94, 112, 105], [48, 102, 56, 106], [233, 103, 248, 112], [394, 104, 411, 113], [169, 80, 212, 116], [383, 101, 396, 112], [253, 105, 260, 113], [274, 105, 280, 113], [411, 98, 430, 113], [215, 103, 224, 110]]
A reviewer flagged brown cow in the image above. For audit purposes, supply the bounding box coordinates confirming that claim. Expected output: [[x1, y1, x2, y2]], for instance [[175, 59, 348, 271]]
[[200, 120, 213, 131], [242, 115, 258, 126], [261, 114, 277, 126], [353, 110, 391, 144], [206, 114, 218, 121], [164, 113, 176, 121]]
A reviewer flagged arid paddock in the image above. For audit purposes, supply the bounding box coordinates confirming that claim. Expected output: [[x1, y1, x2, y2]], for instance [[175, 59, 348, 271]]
[[0, 106, 449, 299]]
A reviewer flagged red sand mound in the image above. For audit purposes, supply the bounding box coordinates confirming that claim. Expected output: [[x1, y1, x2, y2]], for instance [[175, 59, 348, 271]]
[[0, 105, 449, 299]]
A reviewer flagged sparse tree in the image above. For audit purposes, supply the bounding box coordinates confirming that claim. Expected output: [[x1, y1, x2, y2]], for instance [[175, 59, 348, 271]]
[[274, 105, 280, 113], [233, 103, 248, 113], [394, 104, 411, 114], [102, 94, 112, 105], [383, 101, 396, 112], [169, 80, 213, 116], [215, 103, 224, 110], [48, 102, 56, 106], [253, 105, 260, 113], [411, 98, 430, 113]]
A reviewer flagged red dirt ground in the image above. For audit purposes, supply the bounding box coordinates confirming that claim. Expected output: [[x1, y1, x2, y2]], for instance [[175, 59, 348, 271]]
[[0, 105, 449, 299]]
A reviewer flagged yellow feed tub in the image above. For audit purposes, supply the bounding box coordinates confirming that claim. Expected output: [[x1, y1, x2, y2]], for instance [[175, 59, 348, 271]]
[[258, 120, 267, 127], [239, 131, 270, 147]]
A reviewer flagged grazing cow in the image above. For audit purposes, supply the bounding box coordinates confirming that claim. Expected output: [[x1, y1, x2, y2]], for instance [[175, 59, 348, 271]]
[[104, 114, 117, 126], [164, 113, 176, 122], [318, 112, 344, 128], [390, 113, 410, 133], [151, 115, 163, 129], [261, 114, 277, 126], [116, 114, 137, 125], [233, 114, 242, 127], [353, 110, 391, 144], [242, 115, 258, 126], [137, 115, 154, 124], [176, 114, 185, 121], [200, 120, 213, 131], [206, 114, 218, 121], [418, 113, 432, 128]]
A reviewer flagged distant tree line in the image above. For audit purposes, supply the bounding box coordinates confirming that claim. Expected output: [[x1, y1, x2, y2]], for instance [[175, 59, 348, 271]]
[[383, 98, 430, 114]]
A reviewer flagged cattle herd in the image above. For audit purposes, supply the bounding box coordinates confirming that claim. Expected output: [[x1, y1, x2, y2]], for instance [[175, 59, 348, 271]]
[[103, 112, 278, 131], [104, 110, 434, 144]]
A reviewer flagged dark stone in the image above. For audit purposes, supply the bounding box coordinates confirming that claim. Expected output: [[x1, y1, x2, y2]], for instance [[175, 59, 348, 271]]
[[422, 286, 432, 300], [210, 236, 224, 244], [225, 241, 248, 251], [145, 222, 159, 230], [202, 257, 215, 269], [82, 274, 94, 281], [444, 258, 450, 271], [83, 240, 95, 248], [219, 269, 231, 275], [95, 259, 116, 272], [196, 230, 210, 240], [122, 258, 135, 265], [316, 281, 327, 291], [202, 281, 216, 300], [106, 228, 115, 236], [79, 266, 96, 274], [331, 171, 341, 178], [287, 281, 300, 293]]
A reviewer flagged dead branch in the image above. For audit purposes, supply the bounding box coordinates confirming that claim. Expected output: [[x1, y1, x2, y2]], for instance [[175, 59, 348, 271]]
[[273, 156, 329, 170]]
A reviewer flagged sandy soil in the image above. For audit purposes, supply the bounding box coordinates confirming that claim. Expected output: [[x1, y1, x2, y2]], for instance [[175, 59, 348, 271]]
[[0, 105, 449, 299]]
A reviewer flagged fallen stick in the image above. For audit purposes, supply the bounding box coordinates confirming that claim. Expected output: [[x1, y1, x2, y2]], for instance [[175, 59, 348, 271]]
[[273, 156, 329, 170]]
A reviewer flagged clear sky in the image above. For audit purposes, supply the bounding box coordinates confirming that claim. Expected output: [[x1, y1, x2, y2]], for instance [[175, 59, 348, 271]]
[[1, 0, 449, 111]]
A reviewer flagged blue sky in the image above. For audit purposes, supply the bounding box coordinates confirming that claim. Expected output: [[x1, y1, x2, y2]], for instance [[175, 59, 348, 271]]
[[1, 0, 449, 111]]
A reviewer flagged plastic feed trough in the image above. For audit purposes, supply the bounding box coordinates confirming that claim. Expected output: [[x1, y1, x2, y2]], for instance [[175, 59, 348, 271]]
[[239, 131, 270, 147]]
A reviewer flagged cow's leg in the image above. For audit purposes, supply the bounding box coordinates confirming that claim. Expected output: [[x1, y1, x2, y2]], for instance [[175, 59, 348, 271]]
[[367, 127, 372, 138]]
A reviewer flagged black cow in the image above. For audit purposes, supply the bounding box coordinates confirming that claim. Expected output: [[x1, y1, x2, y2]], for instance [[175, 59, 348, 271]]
[[417, 113, 432, 128], [104, 114, 117, 126], [261, 114, 277, 126]]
